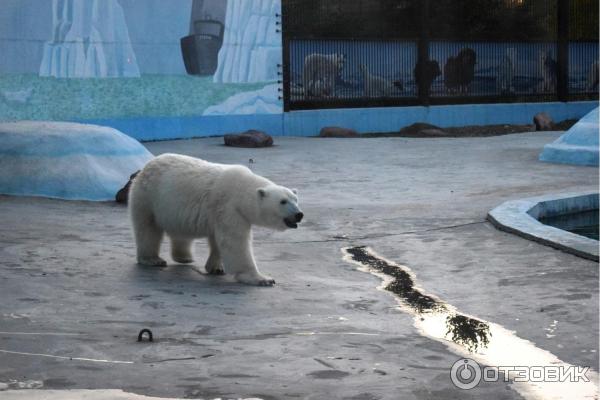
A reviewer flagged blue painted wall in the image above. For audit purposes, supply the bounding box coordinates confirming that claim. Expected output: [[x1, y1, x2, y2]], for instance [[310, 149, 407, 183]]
[[0, 0, 52, 74], [282, 101, 598, 136], [0, 0, 282, 123], [0, 1, 597, 140], [73, 101, 597, 140]]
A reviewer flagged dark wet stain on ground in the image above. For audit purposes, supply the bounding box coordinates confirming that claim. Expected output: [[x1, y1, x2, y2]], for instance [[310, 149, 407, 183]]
[[75, 365, 104, 371], [18, 297, 47, 303], [345, 246, 491, 353], [83, 320, 176, 328], [213, 373, 259, 379], [307, 370, 351, 379], [345, 246, 444, 313], [559, 293, 592, 300], [84, 291, 108, 297], [445, 314, 491, 352], [43, 378, 77, 388], [342, 299, 378, 311], [342, 393, 381, 400]]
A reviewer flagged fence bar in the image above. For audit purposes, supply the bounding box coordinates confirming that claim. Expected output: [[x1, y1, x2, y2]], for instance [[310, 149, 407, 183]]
[[282, 0, 597, 111], [417, 0, 430, 104], [557, 0, 570, 102]]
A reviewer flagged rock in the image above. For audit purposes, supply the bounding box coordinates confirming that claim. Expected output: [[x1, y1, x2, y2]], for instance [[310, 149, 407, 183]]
[[534, 112, 555, 131], [115, 171, 140, 204], [319, 127, 359, 138], [224, 130, 273, 148], [419, 128, 449, 137], [398, 122, 444, 136]]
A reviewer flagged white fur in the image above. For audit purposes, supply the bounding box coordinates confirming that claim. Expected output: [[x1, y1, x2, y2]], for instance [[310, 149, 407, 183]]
[[302, 53, 345, 98], [359, 64, 397, 97], [129, 154, 302, 286], [497, 48, 516, 94]]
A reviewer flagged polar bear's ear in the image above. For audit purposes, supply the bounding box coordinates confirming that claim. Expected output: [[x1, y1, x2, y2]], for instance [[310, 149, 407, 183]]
[[257, 188, 267, 199], [291, 188, 298, 195]]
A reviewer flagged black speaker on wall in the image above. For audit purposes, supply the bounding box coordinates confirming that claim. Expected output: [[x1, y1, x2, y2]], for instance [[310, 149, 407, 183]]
[[180, 19, 224, 76]]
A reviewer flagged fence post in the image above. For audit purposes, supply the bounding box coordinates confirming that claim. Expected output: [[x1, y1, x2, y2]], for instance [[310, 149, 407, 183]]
[[279, 1, 290, 112], [282, 36, 290, 112], [417, 0, 430, 105], [557, 0, 569, 102]]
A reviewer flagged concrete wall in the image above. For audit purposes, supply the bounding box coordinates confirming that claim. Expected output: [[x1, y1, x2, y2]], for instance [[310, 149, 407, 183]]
[[76, 101, 597, 141], [282, 102, 599, 136], [0, 0, 282, 122], [0, 1, 596, 140]]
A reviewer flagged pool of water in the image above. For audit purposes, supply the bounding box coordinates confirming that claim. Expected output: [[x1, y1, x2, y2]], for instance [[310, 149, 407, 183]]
[[342, 246, 600, 400], [539, 209, 599, 240]]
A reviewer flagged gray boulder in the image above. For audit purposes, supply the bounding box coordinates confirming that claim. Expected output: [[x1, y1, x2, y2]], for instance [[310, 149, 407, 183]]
[[534, 112, 555, 131], [115, 171, 140, 204], [224, 130, 273, 148], [319, 126, 359, 138]]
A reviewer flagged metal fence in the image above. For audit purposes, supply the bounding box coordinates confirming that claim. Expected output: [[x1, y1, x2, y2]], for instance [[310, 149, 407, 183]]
[[282, 0, 599, 111]]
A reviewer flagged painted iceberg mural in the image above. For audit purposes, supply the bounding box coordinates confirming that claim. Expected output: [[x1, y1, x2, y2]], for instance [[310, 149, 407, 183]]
[[39, 0, 140, 78], [540, 107, 599, 167], [213, 0, 282, 83], [0, 121, 153, 201]]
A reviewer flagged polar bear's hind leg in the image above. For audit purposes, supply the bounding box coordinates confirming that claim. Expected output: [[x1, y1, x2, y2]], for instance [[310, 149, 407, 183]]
[[133, 215, 167, 266]]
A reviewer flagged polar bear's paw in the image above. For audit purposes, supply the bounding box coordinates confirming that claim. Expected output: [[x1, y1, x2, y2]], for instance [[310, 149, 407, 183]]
[[205, 258, 225, 275], [138, 256, 167, 267], [257, 277, 276, 286], [173, 255, 195, 264], [236, 272, 275, 286], [206, 265, 225, 275]]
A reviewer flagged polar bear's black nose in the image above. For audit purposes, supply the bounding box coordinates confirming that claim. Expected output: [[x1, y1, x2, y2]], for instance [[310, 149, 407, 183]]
[[295, 212, 304, 222]]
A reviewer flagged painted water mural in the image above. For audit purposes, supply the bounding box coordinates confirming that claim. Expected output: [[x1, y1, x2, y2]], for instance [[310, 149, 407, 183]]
[[0, 0, 283, 122]]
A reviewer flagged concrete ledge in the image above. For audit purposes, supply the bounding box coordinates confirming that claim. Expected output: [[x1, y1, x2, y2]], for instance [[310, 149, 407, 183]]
[[539, 143, 599, 167], [540, 107, 599, 167], [73, 101, 598, 140], [488, 192, 599, 261], [284, 101, 598, 136], [77, 114, 284, 141]]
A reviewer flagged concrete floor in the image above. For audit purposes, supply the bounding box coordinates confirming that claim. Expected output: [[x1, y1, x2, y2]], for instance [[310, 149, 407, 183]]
[[0, 132, 598, 400]]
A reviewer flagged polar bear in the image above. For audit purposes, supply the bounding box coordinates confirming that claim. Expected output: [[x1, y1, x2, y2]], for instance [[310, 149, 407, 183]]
[[359, 64, 402, 97], [129, 153, 303, 286]]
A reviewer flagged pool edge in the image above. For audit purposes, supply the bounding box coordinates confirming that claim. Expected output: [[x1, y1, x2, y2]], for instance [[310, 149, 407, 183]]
[[487, 192, 599, 262]]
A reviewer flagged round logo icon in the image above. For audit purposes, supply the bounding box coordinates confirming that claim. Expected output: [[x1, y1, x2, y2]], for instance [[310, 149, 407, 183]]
[[450, 358, 482, 390]]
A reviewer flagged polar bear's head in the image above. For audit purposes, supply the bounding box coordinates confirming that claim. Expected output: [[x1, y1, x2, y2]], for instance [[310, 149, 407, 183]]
[[257, 185, 303, 231]]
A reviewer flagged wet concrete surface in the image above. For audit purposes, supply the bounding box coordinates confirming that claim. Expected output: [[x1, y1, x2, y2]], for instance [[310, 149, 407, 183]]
[[0, 132, 598, 399]]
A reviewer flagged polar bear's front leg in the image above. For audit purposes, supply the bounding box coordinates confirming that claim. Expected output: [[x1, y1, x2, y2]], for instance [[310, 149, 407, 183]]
[[171, 237, 194, 264], [205, 235, 224, 275], [214, 228, 275, 286]]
